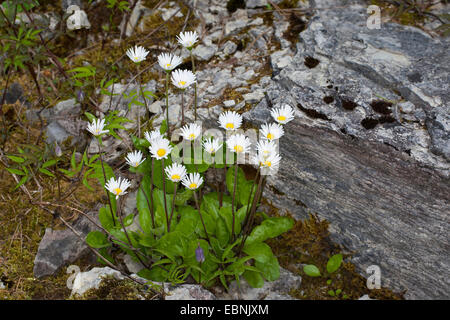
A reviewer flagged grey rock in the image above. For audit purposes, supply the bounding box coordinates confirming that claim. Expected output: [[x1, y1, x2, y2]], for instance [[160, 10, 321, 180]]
[[223, 100, 236, 108], [71, 267, 123, 297], [70, 266, 215, 300], [243, 90, 265, 104], [3, 82, 23, 104], [222, 41, 238, 56], [44, 99, 86, 149], [62, 0, 81, 11], [193, 44, 218, 61], [161, 6, 183, 21], [244, 0, 450, 299], [359, 294, 376, 300], [270, 49, 294, 70], [165, 284, 216, 300], [246, 0, 268, 8], [33, 211, 99, 278], [123, 254, 143, 274], [0, 281, 5, 290], [216, 268, 301, 300]]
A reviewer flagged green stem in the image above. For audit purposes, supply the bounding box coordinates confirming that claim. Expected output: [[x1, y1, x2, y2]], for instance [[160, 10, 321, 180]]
[[168, 182, 178, 232], [150, 158, 155, 229], [165, 71, 170, 137], [194, 191, 211, 245], [181, 89, 185, 126], [98, 140, 116, 227], [190, 50, 197, 121], [231, 162, 238, 242], [161, 158, 169, 232]]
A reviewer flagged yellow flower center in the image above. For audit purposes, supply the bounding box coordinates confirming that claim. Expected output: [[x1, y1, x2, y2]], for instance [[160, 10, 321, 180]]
[[189, 133, 196, 140], [95, 129, 100, 134], [210, 148, 215, 154], [166, 63, 171, 68], [179, 81, 186, 86], [277, 115, 286, 121], [264, 161, 272, 167], [114, 187, 122, 195], [171, 174, 181, 181], [157, 148, 166, 157], [234, 145, 244, 153], [189, 183, 197, 189], [226, 123, 234, 129], [267, 133, 274, 140], [135, 161, 140, 167]]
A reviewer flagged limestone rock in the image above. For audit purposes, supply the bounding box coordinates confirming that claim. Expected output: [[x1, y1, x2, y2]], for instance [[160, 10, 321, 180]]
[[33, 211, 99, 278]]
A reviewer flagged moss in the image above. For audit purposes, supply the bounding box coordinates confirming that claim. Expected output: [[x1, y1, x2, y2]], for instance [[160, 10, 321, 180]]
[[264, 202, 403, 300], [74, 276, 159, 300]]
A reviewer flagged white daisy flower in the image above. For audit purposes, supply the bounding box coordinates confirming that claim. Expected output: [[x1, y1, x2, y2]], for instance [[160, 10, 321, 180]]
[[256, 140, 277, 158], [227, 133, 251, 154], [218, 111, 242, 131], [165, 163, 187, 182], [149, 137, 173, 160], [270, 104, 295, 124], [158, 53, 182, 72], [105, 177, 131, 199], [171, 69, 196, 89], [144, 130, 163, 144], [86, 118, 109, 136], [126, 45, 149, 63], [177, 31, 199, 49], [180, 123, 202, 141], [202, 137, 222, 154], [253, 152, 281, 174], [260, 123, 284, 141], [181, 172, 204, 190], [125, 150, 145, 168]]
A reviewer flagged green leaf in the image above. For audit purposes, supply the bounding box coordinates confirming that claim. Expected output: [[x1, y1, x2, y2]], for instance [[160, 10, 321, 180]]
[[6, 167, 25, 175], [99, 205, 116, 231], [42, 159, 58, 168], [38, 167, 55, 177], [243, 269, 264, 288], [123, 214, 134, 227], [160, 119, 167, 135], [86, 231, 111, 249], [243, 242, 280, 281], [137, 266, 168, 282], [326, 254, 343, 274], [7, 155, 25, 163], [303, 265, 321, 277], [137, 181, 153, 234], [245, 216, 294, 245]]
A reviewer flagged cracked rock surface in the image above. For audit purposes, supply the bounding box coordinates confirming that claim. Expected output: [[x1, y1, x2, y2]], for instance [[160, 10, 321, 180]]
[[243, 0, 450, 299]]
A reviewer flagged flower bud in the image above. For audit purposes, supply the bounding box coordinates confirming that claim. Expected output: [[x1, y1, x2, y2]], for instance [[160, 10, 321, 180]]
[[195, 244, 205, 263], [54, 142, 62, 157]]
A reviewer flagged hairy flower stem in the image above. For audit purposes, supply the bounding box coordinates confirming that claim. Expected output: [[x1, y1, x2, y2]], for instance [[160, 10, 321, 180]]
[[98, 141, 116, 226], [231, 162, 238, 242], [165, 71, 170, 137], [150, 158, 156, 228], [137, 64, 148, 138], [116, 198, 150, 269], [242, 167, 260, 233], [161, 158, 170, 232], [193, 191, 212, 245], [168, 182, 178, 232], [237, 174, 265, 255], [181, 89, 185, 126], [190, 50, 197, 121]]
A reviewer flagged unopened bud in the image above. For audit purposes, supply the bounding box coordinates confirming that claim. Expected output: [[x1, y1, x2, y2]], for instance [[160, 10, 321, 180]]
[[54, 142, 62, 157], [195, 244, 205, 263]]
